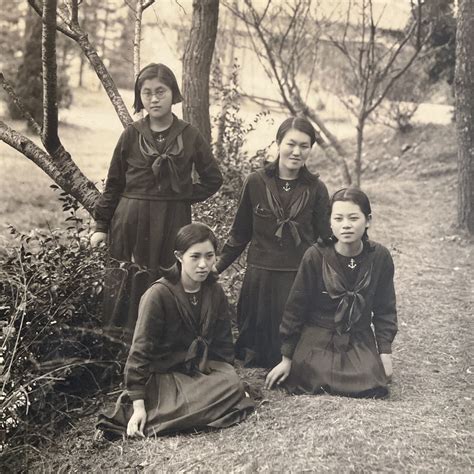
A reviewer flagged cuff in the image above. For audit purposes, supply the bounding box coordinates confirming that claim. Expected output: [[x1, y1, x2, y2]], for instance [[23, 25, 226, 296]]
[[280, 341, 296, 359], [127, 389, 146, 401], [377, 340, 392, 354], [94, 220, 109, 233]]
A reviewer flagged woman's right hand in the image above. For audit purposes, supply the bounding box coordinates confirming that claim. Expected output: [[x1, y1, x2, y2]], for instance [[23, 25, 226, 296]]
[[265, 356, 292, 389], [90, 231, 107, 248], [127, 400, 147, 438]]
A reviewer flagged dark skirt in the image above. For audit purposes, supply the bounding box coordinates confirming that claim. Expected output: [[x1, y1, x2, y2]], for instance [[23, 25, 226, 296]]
[[102, 197, 191, 343], [96, 361, 255, 438], [285, 325, 389, 398], [236, 266, 297, 368]]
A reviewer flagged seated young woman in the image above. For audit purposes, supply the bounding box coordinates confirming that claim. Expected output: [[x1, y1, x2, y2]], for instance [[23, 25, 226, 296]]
[[97, 223, 255, 439], [265, 187, 397, 398]]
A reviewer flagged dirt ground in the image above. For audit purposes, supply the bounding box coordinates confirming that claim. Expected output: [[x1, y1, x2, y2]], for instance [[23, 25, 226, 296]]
[[1, 106, 472, 471]]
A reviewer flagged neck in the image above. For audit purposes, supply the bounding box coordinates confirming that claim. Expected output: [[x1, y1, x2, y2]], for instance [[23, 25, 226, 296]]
[[335, 240, 364, 257], [149, 112, 173, 132], [278, 164, 299, 180], [181, 274, 201, 293]]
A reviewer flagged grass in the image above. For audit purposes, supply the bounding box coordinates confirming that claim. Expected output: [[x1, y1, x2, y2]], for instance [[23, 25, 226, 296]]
[[1, 96, 473, 472]]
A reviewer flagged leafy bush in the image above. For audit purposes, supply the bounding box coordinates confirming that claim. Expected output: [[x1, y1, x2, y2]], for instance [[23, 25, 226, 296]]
[[0, 187, 108, 457], [194, 62, 273, 310]]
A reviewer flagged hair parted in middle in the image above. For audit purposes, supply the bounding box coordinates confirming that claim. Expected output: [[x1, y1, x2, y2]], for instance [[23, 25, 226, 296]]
[[133, 63, 183, 114], [162, 222, 219, 283], [275, 116, 318, 147]]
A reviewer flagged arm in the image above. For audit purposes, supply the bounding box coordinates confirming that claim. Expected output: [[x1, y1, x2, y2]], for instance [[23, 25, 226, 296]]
[[125, 286, 165, 401], [208, 287, 235, 364], [311, 179, 331, 242], [280, 248, 318, 359], [216, 176, 253, 273], [93, 129, 128, 232], [372, 250, 398, 355], [191, 132, 223, 202]]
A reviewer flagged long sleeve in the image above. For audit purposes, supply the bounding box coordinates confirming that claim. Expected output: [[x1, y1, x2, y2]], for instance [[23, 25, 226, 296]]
[[191, 132, 223, 202], [216, 176, 253, 273], [372, 250, 398, 354], [208, 287, 235, 364], [125, 287, 164, 401], [311, 179, 331, 242], [280, 248, 318, 358], [93, 130, 128, 232]]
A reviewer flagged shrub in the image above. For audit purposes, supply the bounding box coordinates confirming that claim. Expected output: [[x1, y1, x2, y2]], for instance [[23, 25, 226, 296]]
[[0, 187, 108, 458], [194, 62, 273, 311]]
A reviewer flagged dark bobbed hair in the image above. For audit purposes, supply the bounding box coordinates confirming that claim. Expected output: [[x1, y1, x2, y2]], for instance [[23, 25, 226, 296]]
[[276, 117, 317, 147], [162, 223, 219, 284], [133, 63, 183, 114], [330, 186, 372, 242]]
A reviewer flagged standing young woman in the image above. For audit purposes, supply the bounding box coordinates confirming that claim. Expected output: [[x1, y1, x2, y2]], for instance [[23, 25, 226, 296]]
[[216, 117, 331, 368], [266, 187, 397, 398], [91, 63, 222, 343], [97, 223, 254, 438]]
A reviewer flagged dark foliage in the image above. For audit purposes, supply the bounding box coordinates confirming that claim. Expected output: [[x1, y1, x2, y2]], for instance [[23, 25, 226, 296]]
[[0, 187, 110, 457]]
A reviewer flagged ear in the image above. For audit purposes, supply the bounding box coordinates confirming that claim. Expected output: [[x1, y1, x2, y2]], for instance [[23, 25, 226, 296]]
[[174, 250, 182, 262]]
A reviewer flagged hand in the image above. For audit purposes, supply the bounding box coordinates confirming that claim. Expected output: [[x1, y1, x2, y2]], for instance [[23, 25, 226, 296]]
[[90, 231, 107, 248], [380, 353, 393, 382], [265, 356, 292, 389], [127, 401, 147, 438]]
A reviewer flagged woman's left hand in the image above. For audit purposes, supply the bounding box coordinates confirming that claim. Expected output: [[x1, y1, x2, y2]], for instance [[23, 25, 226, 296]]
[[380, 353, 393, 382]]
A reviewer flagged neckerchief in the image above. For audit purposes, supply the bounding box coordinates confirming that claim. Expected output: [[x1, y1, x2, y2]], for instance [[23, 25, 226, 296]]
[[138, 133, 183, 193], [265, 185, 309, 247], [156, 278, 214, 374], [319, 245, 373, 334]]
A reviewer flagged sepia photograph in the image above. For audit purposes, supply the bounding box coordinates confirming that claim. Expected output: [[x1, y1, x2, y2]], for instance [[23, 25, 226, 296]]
[[0, 0, 472, 471]]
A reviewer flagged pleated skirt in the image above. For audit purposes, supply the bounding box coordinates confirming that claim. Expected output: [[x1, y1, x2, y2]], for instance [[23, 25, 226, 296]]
[[102, 197, 191, 343], [96, 361, 255, 438], [236, 266, 297, 368], [285, 325, 389, 398]]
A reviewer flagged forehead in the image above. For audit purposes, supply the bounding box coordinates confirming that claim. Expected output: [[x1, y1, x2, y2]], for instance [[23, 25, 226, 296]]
[[141, 78, 170, 90], [331, 200, 364, 215], [185, 240, 215, 254], [281, 128, 311, 144]]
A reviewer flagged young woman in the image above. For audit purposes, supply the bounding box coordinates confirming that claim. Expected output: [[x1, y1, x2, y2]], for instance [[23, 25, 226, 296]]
[[216, 117, 331, 368], [97, 223, 255, 438], [265, 187, 397, 398], [91, 63, 222, 343]]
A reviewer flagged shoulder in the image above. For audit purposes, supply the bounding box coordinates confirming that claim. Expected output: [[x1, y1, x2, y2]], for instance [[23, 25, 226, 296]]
[[145, 278, 174, 298], [367, 241, 395, 267], [303, 242, 327, 264]]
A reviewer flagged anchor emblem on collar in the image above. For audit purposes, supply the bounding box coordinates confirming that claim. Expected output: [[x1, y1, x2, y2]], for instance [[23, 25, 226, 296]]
[[282, 182, 291, 192], [347, 258, 357, 269]]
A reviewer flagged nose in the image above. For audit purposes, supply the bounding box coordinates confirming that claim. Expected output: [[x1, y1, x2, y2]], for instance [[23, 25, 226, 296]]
[[197, 258, 207, 268], [292, 146, 301, 156], [342, 219, 352, 229]]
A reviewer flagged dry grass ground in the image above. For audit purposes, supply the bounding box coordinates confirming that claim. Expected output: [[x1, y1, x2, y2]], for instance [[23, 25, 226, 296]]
[[1, 99, 472, 472]]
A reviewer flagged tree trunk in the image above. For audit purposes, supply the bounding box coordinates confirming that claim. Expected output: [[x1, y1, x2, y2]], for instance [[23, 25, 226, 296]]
[[455, 0, 474, 233], [182, 0, 219, 144]]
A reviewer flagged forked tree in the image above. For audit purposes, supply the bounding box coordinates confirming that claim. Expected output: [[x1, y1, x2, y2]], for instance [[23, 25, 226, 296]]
[[0, 0, 218, 213]]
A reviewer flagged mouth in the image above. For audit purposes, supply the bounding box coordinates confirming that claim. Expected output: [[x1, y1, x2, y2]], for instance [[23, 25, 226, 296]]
[[340, 233, 354, 236]]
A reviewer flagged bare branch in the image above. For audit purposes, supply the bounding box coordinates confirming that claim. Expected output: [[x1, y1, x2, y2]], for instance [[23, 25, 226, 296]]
[[0, 73, 42, 135], [28, 0, 78, 40]]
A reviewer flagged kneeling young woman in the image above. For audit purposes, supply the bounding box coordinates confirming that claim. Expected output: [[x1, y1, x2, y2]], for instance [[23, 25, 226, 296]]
[[97, 223, 254, 438], [266, 187, 397, 398]]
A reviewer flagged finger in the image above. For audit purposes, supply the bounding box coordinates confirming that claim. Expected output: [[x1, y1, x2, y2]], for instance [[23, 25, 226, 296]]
[[139, 417, 146, 434], [137, 430, 145, 438], [276, 373, 288, 385]]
